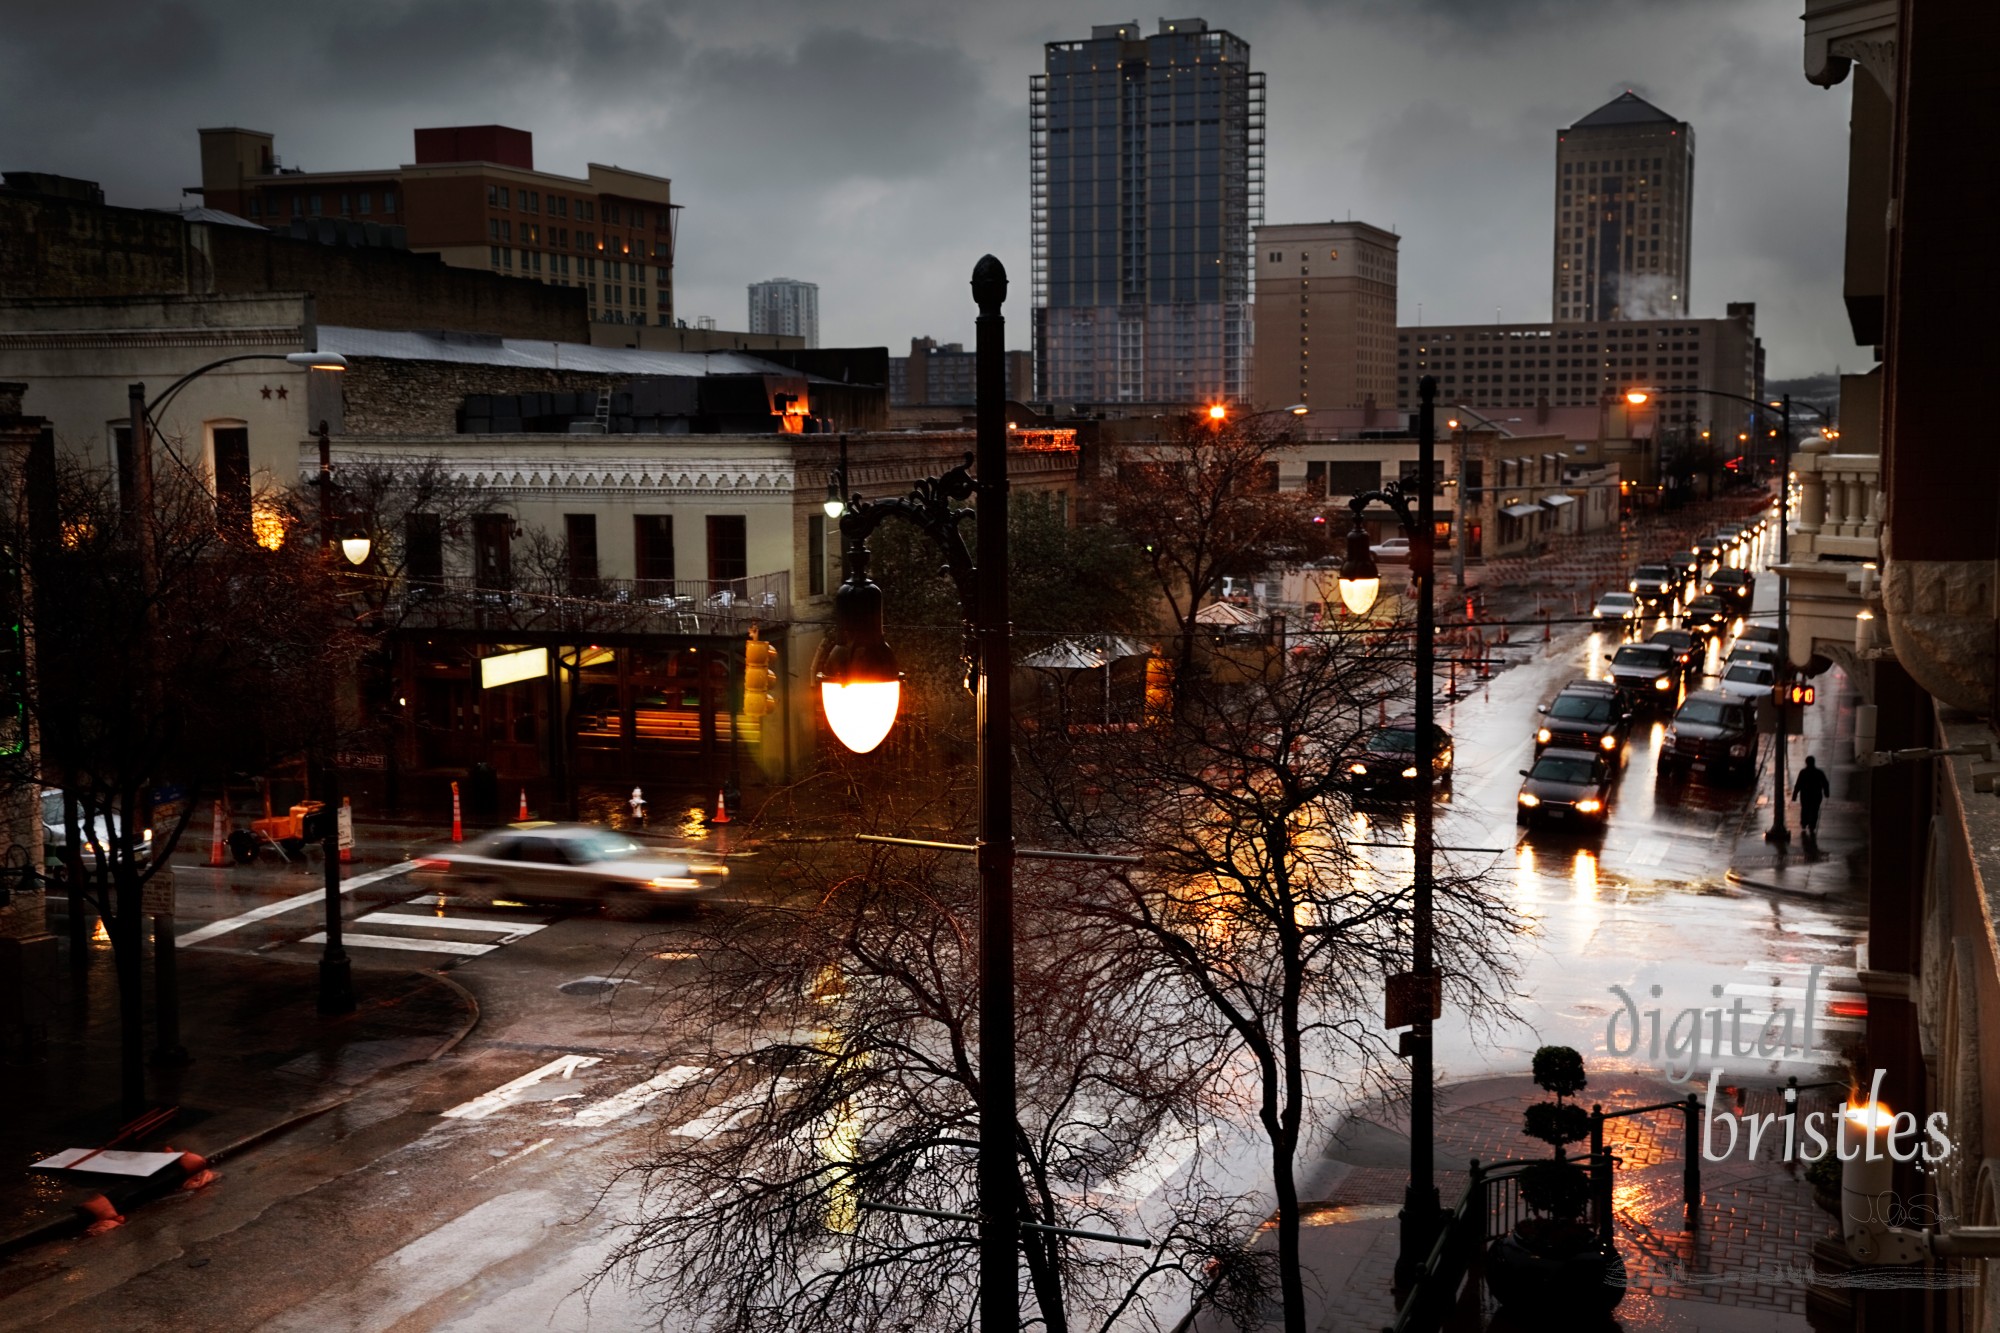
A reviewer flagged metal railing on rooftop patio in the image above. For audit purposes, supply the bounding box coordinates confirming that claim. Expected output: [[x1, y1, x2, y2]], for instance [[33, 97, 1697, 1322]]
[[380, 571, 792, 636]]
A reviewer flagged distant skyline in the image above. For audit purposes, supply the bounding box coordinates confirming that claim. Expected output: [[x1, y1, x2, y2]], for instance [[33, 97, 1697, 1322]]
[[0, 1, 1851, 378]]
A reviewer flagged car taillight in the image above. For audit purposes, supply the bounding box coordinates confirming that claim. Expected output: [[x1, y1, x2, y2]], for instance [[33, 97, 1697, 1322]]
[[412, 857, 452, 872]]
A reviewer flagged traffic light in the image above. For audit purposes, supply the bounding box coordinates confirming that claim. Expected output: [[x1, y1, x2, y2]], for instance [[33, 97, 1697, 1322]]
[[1779, 682, 1815, 706], [742, 630, 778, 718]]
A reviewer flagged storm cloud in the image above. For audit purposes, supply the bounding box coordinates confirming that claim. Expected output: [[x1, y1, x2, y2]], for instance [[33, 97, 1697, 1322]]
[[0, 0, 1852, 378]]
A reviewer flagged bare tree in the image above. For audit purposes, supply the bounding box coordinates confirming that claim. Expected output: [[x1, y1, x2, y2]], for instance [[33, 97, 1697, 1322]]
[[14, 459, 368, 1107], [595, 772, 1272, 1333], [1018, 626, 1524, 1333]]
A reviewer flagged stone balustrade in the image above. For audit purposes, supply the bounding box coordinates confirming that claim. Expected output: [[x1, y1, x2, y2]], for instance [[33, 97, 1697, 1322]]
[[1793, 443, 1881, 561]]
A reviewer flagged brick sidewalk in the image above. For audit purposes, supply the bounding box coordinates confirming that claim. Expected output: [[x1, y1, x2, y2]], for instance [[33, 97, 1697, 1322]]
[[1191, 1073, 1831, 1332]]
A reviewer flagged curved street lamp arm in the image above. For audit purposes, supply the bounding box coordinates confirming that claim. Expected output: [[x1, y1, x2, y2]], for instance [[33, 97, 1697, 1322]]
[[1347, 482, 1419, 538], [145, 353, 297, 419]]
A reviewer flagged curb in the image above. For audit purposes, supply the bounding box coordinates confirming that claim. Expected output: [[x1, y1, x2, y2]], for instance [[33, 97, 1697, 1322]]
[[0, 969, 479, 1262], [1724, 865, 1858, 901]]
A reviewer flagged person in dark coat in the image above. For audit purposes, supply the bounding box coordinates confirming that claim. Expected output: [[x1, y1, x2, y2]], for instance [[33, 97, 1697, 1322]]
[[1793, 755, 1832, 834]]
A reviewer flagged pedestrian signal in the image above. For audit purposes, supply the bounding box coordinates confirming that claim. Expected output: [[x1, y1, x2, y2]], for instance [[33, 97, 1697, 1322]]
[[1782, 682, 1815, 706], [743, 631, 778, 719]]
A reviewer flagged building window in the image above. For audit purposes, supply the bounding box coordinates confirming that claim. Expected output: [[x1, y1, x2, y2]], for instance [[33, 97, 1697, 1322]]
[[564, 514, 598, 592], [706, 515, 747, 594], [210, 424, 251, 534], [406, 513, 443, 584], [808, 514, 828, 596], [338, 193, 350, 215], [490, 245, 501, 267], [472, 514, 513, 591], [383, 191, 396, 213], [634, 514, 674, 591], [308, 193, 322, 215]]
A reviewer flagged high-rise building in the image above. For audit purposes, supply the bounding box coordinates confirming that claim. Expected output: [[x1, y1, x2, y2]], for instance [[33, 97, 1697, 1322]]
[[1030, 18, 1264, 406], [195, 125, 677, 328], [1252, 221, 1399, 411], [1552, 92, 1694, 322], [748, 278, 819, 348]]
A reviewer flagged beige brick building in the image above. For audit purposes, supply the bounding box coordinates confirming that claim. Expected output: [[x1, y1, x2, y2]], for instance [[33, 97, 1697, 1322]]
[[1252, 221, 1399, 412], [1551, 93, 1695, 323]]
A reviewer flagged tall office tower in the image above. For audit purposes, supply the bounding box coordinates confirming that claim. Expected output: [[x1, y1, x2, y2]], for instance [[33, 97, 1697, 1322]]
[[748, 277, 820, 347], [1252, 221, 1399, 410], [1552, 92, 1694, 322], [1030, 18, 1264, 406]]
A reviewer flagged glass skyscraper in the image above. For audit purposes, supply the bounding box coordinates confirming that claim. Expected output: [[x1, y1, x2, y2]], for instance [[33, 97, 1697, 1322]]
[[1031, 18, 1263, 406]]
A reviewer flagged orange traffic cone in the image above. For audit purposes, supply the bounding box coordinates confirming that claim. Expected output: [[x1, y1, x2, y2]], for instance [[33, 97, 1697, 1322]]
[[208, 799, 226, 867], [518, 788, 529, 821], [712, 788, 730, 824], [451, 781, 463, 842]]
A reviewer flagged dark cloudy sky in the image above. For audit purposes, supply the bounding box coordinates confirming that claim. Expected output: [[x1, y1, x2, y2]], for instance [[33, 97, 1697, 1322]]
[[1, 0, 1854, 379]]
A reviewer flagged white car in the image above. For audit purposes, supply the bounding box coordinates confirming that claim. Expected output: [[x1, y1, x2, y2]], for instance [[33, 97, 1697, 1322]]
[[1370, 537, 1411, 561], [411, 823, 729, 919], [42, 789, 152, 872], [1727, 639, 1781, 665], [1591, 591, 1640, 626], [1718, 660, 1776, 700]]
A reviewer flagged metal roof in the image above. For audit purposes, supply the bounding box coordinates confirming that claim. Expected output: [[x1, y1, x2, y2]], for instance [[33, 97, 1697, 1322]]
[[316, 326, 819, 380]]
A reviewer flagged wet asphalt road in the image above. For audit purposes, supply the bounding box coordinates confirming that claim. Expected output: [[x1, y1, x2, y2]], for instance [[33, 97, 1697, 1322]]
[[0, 521, 1857, 1332]]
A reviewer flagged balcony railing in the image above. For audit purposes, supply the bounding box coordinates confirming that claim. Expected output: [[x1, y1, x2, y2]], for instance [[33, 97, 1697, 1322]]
[[1793, 445, 1881, 561], [381, 571, 791, 637]]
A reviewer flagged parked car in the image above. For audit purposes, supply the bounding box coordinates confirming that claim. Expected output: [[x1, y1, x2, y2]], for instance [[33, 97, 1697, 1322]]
[[1344, 721, 1454, 798], [41, 789, 151, 872], [1591, 591, 1641, 629], [1536, 686, 1632, 756], [1517, 747, 1615, 829], [1606, 642, 1682, 710], [1717, 659, 1777, 701], [1629, 563, 1677, 607], [1681, 595, 1733, 639], [1658, 691, 1758, 783], [1646, 628, 1702, 677], [410, 823, 730, 919], [1705, 567, 1755, 604]]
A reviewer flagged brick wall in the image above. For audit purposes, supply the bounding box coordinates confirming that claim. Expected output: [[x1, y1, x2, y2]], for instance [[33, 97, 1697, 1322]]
[[0, 193, 190, 299], [340, 358, 626, 436]]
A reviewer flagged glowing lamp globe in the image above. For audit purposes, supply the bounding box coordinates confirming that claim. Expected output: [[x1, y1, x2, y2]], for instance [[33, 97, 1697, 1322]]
[[1336, 520, 1382, 617], [821, 679, 901, 754], [340, 532, 373, 567], [817, 564, 904, 753]]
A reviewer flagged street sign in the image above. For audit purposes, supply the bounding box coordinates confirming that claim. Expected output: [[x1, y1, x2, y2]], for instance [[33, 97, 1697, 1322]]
[[143, 870, 174, 918], [1385, 971, 1442, 1029]]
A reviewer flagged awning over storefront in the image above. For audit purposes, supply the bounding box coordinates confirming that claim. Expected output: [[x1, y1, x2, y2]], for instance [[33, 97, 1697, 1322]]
[[1500, 503, 1541, 519], [1540, 493, 1578, 508]]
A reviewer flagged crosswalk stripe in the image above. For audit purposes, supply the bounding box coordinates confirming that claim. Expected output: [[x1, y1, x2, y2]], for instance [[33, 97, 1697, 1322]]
[[444, 1054, 602, 1120], [179, 862, 417, 945], [675, 1078, 800, 1138], [303, 931, 495, 957], [569, 1066, 709, 1128], [357, 911, 548, 936], [1722, 983, 1863, 1000]]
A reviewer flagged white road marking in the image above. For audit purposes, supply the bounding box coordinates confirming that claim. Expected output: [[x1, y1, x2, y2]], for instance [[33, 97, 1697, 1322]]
[[1100, 1125, 1205, 1201], [178, 862, 417, 946], [471, 1137, 555, 1178], [1748, 962, 1858, 978], [1630, 839, 1667, 867], [568, 1065, 708, 1128], [1722, 983, 1864, 1001], [443, 1054, 603, 1120], [674, 1078, 799, 1138], [357, 911, 548, 936], [1779, 921, 1854, 937], [304, 931, 496, 957]]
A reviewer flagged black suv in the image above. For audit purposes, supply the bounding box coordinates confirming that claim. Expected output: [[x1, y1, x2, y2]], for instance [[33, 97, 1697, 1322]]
[[1646, 628, 1701, 677], [1658, 690, 1757, 783], [1346, 721, 1454, 798], [1606, 642, 1682, 711], [1629, 563, 1677, 608], [1535, 685, 1632, 757], [1705, 567, 1755, 605]]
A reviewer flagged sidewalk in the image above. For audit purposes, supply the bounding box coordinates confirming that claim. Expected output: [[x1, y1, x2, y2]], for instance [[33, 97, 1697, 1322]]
[[1190, 1073, 1829, 1333], [1727, 664, 1866, 902], [0, 927, 477, 1256]]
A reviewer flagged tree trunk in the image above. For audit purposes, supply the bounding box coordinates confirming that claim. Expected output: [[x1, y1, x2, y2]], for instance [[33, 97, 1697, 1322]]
[[112, 868, 147, 1110], [1270, 1132, 1305, 1333]]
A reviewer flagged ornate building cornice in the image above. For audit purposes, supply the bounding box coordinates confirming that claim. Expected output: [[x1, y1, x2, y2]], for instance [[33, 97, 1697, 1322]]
[[1803, 0, 1898, 95]]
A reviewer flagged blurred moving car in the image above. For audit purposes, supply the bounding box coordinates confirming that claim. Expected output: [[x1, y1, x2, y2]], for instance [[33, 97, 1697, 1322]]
[[1517, 747, 1614, 829], [1646, 628, 1702, 678], [1658, 691, 1757, 783], [1629, 563, 1677, 608], [41, 789, 151, 871], [411, 822, 729, 919], [1535, 685, 1632, 756], [1705, 567, 1755, 604], [1606, 642, 1681, 710], [1718, 659, 1777, 701], [1681, 595, 1732, 639], [1591, 591, 1641, 629], [1345, 721, 1454, 798]]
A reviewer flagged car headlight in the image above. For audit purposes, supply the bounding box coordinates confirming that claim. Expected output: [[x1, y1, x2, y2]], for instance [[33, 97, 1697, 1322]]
[[1662, 730, 1678, 748], [687, 863, 729, 877], [1536, 728, 1552, 744], [1599, 734, 1618, 750], [1654, 676, 1672, 690], [1349, 762, 1368, 776], [1728, 744, 1749, 758], [1401, 766, 1419, 779], [1576, 798, 1603, 814], [648, 875, 701, 890], [1627, 580, 1638, 593], [1518, 792, 1540, 807]]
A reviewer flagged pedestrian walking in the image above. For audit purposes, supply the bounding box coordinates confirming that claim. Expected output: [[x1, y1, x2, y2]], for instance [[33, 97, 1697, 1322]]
[[1793, 755, 1831, 838], [628, 786, 648, 827]]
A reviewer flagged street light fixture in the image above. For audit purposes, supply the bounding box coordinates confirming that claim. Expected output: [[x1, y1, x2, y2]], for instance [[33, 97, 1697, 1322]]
[[818, 257, 1021, 1333], [1337, 377, 1445, 1293]]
